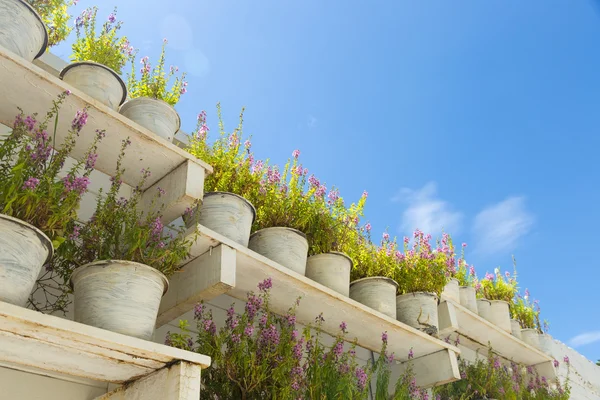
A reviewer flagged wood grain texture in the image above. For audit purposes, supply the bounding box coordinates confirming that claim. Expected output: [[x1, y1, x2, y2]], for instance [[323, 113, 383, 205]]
[[0, 0, 46, 61], [119, 97, 180, 142]]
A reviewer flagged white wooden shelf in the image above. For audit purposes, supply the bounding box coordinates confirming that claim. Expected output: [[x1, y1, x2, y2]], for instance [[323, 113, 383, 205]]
[[438, 300, 557, 378], [0, 48, 211, 223], [158, 224, 461, 388], [0, 300, 210, 386]]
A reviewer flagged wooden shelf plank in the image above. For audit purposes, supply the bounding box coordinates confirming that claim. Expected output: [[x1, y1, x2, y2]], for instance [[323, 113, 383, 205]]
[[0, 48, 212, 190], [438, 300, 553, 366], [0, 301, 210, 384], [160, 225, 460, 387]]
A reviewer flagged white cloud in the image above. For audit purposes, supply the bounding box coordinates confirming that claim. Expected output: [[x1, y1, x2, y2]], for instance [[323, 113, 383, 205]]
[[393, 182, 463, 236], [472, 196, 534, 255], [569, 331, 600, 347], [307, 115, 317, 129]]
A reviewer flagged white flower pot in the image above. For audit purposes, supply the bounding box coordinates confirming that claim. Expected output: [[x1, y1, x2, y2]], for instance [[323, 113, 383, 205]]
[[441, 278, 460, 303], [349, 277, 398, 318], [70, 260, 168, 340], [60, 62, 127, 111], [510, 319, 522, 340], [459, 286, 477, 313], [0, 0, 47, 61], [0, 214, 53, 306], [521, 328, 541, 349], [476, 298, 492, 321], [538, 333, 553, 355], [183, 192, 255, 247], [119, 97, 181, 142], [305, 252, 352, 296], [249, 227, 308, 275], [396, 292, 439, 336], [488, 300, 512, 333]]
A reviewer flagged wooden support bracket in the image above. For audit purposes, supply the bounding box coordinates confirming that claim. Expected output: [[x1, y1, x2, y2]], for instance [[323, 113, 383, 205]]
[[95, 362, 201, 400], [437, 300, 459, 337], [389, 349, 461, 389], [157, 244, 236, 327]]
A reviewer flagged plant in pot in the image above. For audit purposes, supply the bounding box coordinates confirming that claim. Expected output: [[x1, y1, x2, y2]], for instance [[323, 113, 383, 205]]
[[347, 229, 400, 319], [123, 38, 187, 142], [478, 268, 518, 333], [184, 106, 258, 246], [0, 0, 48, 61], [26, 0, 76, 49], [52, 139, 193, 340], [60, 6, 135, 111], [453, 250, 478, 314], [509, 289, 538, 341], [390, 229, 449, 336], [0, 93, 103, 307]]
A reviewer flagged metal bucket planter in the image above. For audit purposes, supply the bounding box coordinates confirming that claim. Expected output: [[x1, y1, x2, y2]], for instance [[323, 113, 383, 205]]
[[521, 328, 541, 349], [476, 298, 492, 321], [441, 278, 460, 303], [183, 192, 255, 247], [0, 214, 53, 306], [305, 252, 352, 296], [0, 0, 47, 61], [488, 300, 512, 333], [396, 292, 439, 336], [349, 277, 398, 318], [459, 286, 477, 313], [510, 319, 522, 339], [60, 62, 127, 111], [70, 260, 168, 340], [249, 227, 308, 275], [119, 97, 181, 142]]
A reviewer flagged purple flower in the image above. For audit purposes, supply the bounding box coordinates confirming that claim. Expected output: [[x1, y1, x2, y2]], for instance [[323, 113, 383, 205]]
[[340, 321, 347, 333], [22, 177, 39, 190], [383, 232, 390, 241], [258, 278, 273, 292], [381, 331, 388, 344], [292, 149, 300, 159], [149, 216, 163, 241], [362, 190, 368, 198], [365, 223, 372, 232], [563, 356, 570, 365], [553, 359, 560, 368], [484, 272, 495, 281], [157, 187, 166, 196], [469, 266, 476, 276], [462, 242, 467, 247], [244, 324, 254, 336], [107, 13, 116, 23], [355, 368, 368, 391], [71, 109, 88, 131], [193, 303, 204, 319], [408, 348, 414, 359], [69, 225, 81, 240], [86, 153, 98, 170]]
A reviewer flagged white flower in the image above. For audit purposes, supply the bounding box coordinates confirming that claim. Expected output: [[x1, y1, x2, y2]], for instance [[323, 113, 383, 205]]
[[494, 267, 500, 275]]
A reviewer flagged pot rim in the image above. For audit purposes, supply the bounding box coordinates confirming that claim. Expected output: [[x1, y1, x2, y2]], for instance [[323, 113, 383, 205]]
[[476, 298, 492, 304], [119, 96, 182, 133], [250, 226, 307, 240], [15, 0, 48, 60], [520, 328, 539, 332], [448, 277, 459, 283], [308, 251, 353, 268], [59, 61, 128, 106], [488, 299, 510, 305], [0, 213, 53, 265], [396, 291, 439, 300], [350, 276, 398, 288], [69, 259, 169, 295], [203, 191, 257, 224], [459, 285, 475, 290]]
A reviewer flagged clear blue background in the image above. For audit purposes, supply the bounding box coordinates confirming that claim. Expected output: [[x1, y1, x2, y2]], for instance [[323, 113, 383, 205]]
[[54, 0, 600, 362]]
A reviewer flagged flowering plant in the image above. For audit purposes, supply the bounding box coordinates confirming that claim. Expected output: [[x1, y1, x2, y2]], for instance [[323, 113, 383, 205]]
[[53, 139, 192, 279], [452, 243, 477, 287], [0, 92, 102, 249], [510, 289, 539, 330], [478, 268, 518, 302], [26, 0, 76, 47], [127, 39, 187, 106], [433, 348, 570, 399], [71, 7, 135, 74]]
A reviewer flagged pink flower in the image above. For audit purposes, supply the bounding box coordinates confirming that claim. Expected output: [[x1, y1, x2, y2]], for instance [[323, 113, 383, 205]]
[[292, 149, 300, 159], [22, 177, 39, 190], [364, 223, 372, 232]]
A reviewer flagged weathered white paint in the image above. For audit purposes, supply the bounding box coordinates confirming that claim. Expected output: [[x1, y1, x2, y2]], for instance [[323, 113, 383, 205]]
[[119, 97, 181, 142], [96, 362, 201, 400], [71, 260, 168, 340], [396, 292, 439, 336], [510, 319, 522, 339], [441, 278, 460, 303], [184, 192, 255, 246], [520, 328, 541, 351], [305, 252, 351, 296], [249, 227, 308, 274], [0, 300, 210, 383], [476, 298, 491, 320], [437, 300, 552, 367], [537, 332, 553, 356], [458, 286, 477, 313], [0, 214, 53, 306], [349, 276, 397, 318], [33, 51, 67, 77], [487, 300, 511, 333], [0, 0, 47, 61], [437, 300, 459, 337], [60, 62, 127, 111], [157, 244, 236, 327], [0, 48, 212, 190], [389, 349, 460, 389]]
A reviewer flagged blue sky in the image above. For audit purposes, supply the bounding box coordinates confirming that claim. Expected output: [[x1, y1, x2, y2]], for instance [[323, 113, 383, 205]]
[[53, 1, 600, 361]]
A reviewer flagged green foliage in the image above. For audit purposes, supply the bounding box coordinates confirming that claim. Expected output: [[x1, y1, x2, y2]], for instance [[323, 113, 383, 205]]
[[453, 245, 477, 287], [510, 293, 539, 330], [52, 139, 193, 279], [127, 39, 187, 106], [478, 268, 518, 302], [433, 348, 570, 400], [71, 7, 135, 74], [27, 0, 76, 48], [0, 92, 101, 249]]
